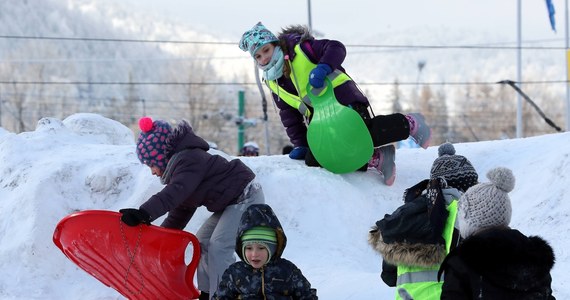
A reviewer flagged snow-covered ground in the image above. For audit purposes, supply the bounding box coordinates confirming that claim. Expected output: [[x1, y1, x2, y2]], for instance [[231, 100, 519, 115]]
[[0, 113, 568, 299]]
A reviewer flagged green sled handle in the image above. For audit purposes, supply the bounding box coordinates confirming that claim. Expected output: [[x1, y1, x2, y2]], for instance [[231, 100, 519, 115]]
[[306, 77, 373, 174]]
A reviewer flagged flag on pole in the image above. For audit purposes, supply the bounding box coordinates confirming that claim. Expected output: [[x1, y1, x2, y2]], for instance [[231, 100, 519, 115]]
[[546, 0, 556, 32]]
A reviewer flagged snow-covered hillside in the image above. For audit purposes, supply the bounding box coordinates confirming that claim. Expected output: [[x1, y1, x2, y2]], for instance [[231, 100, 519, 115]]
[[0, 113, 568, 299]]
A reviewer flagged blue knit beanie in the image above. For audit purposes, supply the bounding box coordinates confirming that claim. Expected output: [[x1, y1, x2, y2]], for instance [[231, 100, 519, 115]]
[[239, 22, 279, 57], [136, 117, 172, 171]]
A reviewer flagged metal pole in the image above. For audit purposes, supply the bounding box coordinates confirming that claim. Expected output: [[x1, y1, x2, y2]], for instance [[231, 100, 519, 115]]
[[254, 63, 271, 155], [307, 0, 313, 33], [141, 98, 146, 116], [238, 90, 245, 154], [415, 60, 426, 108], [566, 0, 570, 131], [516, 0, 523, 138]]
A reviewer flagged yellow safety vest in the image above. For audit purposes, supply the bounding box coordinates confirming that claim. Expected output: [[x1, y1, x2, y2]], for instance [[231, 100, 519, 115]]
[[394, 199, 459, 300], [266, 44, 351, 118]]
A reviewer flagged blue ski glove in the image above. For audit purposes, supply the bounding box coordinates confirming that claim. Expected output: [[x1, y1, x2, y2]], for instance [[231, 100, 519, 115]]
[[309, 63, 332, 88], [288, 146, 309, 160], [120, 208, 151, 226]]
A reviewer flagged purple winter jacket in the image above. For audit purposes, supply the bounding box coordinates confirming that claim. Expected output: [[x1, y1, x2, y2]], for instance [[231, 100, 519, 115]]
[[271, 25, 370, 148], [140, 121, 255, 230]]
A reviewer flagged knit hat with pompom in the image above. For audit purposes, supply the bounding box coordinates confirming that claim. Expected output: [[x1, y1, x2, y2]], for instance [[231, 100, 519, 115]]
[[457, 167, 516, 238], [239, 22, 279, 57], [136, 117, 172, 171], [430, 142, 478, 193]]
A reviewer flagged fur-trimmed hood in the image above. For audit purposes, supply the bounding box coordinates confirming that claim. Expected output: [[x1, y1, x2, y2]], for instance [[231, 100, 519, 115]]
[[277, 25, 313, 61], [368, 225, 447, 268], [278, 25, 313, 44], [368, 185, 461, 267]]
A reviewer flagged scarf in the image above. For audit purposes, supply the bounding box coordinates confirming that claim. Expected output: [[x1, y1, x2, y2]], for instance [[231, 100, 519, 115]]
[[160, 150, 186, 185], [261, 46, 284, 80]]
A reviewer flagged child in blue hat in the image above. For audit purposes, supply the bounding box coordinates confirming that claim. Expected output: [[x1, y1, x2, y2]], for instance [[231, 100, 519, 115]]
[[239, 22, 432, 186]]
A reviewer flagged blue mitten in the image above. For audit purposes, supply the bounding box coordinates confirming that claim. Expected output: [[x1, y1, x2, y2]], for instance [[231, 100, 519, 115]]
[[288, 146, 309, 160], [309, 64, 332, 88]]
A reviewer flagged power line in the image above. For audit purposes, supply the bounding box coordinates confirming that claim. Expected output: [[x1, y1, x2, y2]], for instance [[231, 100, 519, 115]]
[[345, 44, 567, 50], [2, 92, 558, 119], [0, 56, 248, 63], [357, 80, 570, 86], [0, 34, 567, 50], [0, 80, 567, 86], [0, 81, 243, 86], [0, 35, 235, 45]]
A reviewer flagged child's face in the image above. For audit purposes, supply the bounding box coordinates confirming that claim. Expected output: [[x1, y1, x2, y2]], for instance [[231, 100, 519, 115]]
[[149, 165, 163, 177], [254, 43, 275, 68], [244, 243, 269, 269]]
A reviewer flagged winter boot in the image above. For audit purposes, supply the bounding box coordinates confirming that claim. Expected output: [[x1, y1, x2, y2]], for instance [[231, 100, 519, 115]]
[[368, 144, 396, 186], [406, 113, 432, 149], [198, 291, 210, 300]]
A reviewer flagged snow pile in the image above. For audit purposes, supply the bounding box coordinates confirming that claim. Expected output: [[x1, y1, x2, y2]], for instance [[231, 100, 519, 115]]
[[0, 113, 568, 299]]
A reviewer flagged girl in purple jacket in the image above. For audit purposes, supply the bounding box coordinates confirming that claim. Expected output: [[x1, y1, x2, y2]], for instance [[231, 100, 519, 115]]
[[120, 117, 265, 300], [239, 22, 432, 186]]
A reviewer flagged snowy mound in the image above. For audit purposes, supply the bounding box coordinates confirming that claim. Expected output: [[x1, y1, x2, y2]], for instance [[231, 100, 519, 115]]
[[0, 114, 568, 299]]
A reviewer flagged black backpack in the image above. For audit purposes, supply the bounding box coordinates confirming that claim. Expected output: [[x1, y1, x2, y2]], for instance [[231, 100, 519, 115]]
[[376, 178, 449, 245]]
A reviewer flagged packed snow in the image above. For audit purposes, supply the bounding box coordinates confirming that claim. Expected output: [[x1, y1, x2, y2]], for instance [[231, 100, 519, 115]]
[[0, 113, 568, 299]]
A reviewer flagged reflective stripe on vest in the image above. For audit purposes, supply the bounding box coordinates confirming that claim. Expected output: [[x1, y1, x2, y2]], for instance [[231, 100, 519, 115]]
[[266, 44, 351, 117], [396, 270, 440, 285], [395, 199, 458, 287]]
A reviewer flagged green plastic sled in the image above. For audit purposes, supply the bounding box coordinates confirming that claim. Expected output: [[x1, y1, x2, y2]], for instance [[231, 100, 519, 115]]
[[306, 78, 373, 174]]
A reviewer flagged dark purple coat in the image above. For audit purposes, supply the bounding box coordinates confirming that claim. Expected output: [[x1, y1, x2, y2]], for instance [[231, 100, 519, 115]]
[[140, 121, 255, 229], [271, 26, 370, 148]]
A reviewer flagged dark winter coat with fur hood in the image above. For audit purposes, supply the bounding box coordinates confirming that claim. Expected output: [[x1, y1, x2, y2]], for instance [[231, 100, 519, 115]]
[[438, 227, 556, 299], [139, 121, 255, 229], [271, 25, 370, 148], [368, 181, 461, 289], [213, 204, 317, 300]]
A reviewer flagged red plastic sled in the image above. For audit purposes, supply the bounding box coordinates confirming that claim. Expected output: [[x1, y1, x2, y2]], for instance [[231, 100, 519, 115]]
[[53, 210, 201, 300]]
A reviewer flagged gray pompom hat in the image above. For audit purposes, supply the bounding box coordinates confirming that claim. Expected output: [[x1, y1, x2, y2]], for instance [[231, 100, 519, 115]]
[[457, 167, 516, 238]]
